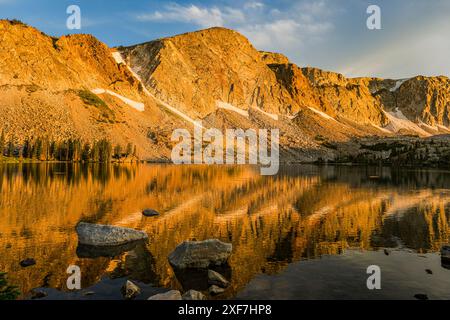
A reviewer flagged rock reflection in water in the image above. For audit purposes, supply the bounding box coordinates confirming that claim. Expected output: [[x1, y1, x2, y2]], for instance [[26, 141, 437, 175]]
[[0, 163, 449, 299]]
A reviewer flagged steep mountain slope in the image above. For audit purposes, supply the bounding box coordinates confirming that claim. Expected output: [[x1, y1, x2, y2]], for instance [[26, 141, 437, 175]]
[[119, 27, 301, 118], [0, 20, 188, 159], [371, 76, 450, 133]]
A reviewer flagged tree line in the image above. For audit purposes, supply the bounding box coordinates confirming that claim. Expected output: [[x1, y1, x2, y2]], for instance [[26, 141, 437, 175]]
[[0, 131, 138, 162]]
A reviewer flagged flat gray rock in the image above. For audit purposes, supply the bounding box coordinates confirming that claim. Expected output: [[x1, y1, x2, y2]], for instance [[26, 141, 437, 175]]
[[76, 222, 148, 246], [182, 290, 206, 300], [168, 239, 232, 269], [148, 290, 182, 300]]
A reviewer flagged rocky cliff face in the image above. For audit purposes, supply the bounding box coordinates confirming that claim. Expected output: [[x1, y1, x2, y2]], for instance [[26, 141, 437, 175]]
[[120, 27, 300, 118], [370, 76, 450, 133], [1, 20, 449, 162]]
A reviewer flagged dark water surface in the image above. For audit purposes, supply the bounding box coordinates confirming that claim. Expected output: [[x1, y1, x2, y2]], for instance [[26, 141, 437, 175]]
[[1, 163, 449, 300]]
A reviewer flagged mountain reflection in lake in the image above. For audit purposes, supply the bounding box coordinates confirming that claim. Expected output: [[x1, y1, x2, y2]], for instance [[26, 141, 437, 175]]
[[0, 164, 450, 300]]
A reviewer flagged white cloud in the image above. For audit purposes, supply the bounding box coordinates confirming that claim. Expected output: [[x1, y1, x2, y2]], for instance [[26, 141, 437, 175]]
[[244, 1, 265, 10], [136, 1, 336, 55], [238, 19, 301, 48], [137, 3, 247, 28]]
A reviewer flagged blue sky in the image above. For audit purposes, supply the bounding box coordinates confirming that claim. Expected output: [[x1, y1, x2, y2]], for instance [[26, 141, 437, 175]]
[[1, 0, 449, 78]]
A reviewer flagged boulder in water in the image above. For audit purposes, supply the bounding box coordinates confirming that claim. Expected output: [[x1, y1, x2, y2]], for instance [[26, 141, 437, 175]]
[[76, 222, 148, 246], [168, 239, 232, 270]]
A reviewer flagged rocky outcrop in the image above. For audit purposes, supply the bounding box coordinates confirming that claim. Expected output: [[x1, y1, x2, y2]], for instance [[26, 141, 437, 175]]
[[168, 239, 232, 270], [298, 68, 388, 126], [396, 77, 450, 128], [260, 51, 290, 65], [76, 222, 148, 246]]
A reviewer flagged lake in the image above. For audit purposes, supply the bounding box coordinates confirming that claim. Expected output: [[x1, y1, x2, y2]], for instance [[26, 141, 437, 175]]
[[0, 163, 450, 300]]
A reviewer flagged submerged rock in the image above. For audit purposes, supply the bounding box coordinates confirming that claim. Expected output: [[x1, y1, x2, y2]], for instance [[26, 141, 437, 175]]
[[168, 239, 232, 270], [182, 290, 206, 300], [121, 280, 141, 300], [142, 209, 160, 217], [441, 245, 450, 260], [76, 222, 148, 246], [30, 289, 47, 299], [148, 290, 182, 300], [208, 270, 229, 288], [209, 285, 225, 296], [20, 258, 36, 268]]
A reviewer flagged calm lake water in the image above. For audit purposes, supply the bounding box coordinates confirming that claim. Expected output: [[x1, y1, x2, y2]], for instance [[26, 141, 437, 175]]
[[1, 163, 450, 300]]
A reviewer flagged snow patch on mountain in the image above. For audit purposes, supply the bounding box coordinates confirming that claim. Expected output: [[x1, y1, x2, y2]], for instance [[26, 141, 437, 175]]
[[91, 88, 145, 112], [111, 51, 202, 127], [390, 79, 408, 92], [112, 51, 125, 65], [252, 106, 279, 121], [383, 109, 430, 136], [217, 101, 249, 118], [308, 107, 336, 121]]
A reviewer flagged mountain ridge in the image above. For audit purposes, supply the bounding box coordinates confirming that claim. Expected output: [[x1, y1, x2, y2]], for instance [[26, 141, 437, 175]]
[[1, 20, 449, 162]]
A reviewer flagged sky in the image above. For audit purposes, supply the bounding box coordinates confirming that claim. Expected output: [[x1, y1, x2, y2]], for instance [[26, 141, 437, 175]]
[[1, 0, 449, 79]]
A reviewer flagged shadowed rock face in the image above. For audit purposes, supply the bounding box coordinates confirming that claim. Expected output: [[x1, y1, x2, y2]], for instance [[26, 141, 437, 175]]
[[76, 222, 148, 246], [168, 239, 232, 270]]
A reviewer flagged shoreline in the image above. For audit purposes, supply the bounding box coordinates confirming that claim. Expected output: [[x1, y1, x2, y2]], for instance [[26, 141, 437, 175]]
[[1, 157, 450, 171]]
